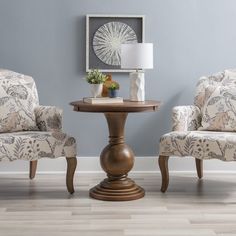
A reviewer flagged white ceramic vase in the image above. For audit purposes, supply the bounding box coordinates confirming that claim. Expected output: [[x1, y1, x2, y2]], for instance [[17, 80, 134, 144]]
[[90, 84, 103, 98]]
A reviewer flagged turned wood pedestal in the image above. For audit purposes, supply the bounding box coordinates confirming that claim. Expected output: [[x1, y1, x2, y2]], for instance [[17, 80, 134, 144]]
[[70, 100, 160, 201]]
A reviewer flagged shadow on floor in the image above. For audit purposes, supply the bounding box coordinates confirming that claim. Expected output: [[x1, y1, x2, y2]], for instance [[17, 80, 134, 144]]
[[0, 173, 236, 202]]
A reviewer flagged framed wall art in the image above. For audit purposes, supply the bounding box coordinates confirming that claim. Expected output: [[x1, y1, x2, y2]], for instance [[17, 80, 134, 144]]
[[86, 14, 145, 72]]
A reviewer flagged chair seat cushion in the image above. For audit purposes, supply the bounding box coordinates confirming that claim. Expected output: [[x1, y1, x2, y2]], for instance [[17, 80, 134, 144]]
[[0, 131, 76, 161], [160, 130, 236, 161]]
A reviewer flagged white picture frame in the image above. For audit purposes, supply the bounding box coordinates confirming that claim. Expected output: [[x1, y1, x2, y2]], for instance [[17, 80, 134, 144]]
[[86, 14, 145, 73]]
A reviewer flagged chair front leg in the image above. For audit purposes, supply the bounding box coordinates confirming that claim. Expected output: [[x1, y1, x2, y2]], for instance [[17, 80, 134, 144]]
[[158, 155, 169, 193], [66, 157, 77, 194], [29, 161, 38, 179], [195, 158, 203, 179]]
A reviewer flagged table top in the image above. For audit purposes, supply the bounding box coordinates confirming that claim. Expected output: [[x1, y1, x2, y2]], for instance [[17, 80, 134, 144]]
[[70, 100, 161, 113]]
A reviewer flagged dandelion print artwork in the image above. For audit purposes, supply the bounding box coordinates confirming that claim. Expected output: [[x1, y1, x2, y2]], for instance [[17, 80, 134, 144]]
[[86, 15, 144, 72], [93, 22, 138, 66]]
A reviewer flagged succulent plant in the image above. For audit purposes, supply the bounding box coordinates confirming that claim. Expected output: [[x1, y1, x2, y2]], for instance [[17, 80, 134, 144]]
[[86, 69, 107, 84], [107, 81, 120, 90]]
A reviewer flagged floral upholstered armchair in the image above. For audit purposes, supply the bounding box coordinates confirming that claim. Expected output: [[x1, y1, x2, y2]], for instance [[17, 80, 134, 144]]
[[0, 69, 77, 193], [159, 69, 236, 192]]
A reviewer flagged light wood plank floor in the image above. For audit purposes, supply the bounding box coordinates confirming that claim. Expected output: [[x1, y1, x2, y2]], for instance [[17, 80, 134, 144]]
[[1, 172, 236, 236]]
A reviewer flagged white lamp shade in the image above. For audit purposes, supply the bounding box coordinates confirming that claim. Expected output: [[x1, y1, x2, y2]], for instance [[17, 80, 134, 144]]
[[120, 43, 153, 69]]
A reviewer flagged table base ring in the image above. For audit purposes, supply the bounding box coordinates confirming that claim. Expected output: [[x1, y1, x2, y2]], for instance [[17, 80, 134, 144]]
[[89, 178, 145, 201]]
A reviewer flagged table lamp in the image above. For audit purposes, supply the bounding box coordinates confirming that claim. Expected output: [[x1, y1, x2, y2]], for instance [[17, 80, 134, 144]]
[[121, 43, 153, 101]]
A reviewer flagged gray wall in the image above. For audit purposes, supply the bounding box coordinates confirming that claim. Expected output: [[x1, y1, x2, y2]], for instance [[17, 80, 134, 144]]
[[0, 0, 236, 170]]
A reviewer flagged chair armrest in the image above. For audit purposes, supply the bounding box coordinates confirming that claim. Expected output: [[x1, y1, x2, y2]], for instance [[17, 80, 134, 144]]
[[34, 106, 62, 131], [172, 105, 201, 131]]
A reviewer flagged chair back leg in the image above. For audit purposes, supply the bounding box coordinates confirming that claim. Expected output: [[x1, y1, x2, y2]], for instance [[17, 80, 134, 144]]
[[158, 155, 169, 193], [29, 161, 38, 179], [195, 158, 203, 179], [66, 157, 77, 194]]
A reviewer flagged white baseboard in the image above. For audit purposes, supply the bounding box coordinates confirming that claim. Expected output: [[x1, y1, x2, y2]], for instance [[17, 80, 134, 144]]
[[1, 156, 236, 174]]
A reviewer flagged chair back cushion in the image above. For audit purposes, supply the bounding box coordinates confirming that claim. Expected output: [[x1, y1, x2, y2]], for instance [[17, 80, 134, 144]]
[[194, 69, 236, 109], [195, 69, 236, 131], [0, 69, 39, 132]]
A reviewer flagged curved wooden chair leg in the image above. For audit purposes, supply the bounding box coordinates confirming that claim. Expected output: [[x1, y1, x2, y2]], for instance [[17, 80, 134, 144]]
[[66, 157, 77, 194], [29, 160, 38, 179], [195, 158, 203, 179], [158, 155, 169, 193]]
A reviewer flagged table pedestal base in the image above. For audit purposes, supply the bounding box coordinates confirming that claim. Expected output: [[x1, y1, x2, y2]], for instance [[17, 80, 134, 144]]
[[89, 112, 145, 201], [89, 177, 145, 201]]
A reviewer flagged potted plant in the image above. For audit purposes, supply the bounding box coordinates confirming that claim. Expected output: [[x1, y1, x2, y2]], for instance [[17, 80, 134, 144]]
[[107, 81, 120, 98], [86, 69, 107, 98]]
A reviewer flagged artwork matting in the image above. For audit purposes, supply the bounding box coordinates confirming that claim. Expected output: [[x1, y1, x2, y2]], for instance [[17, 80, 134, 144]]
[[86, 14, 145, 73]]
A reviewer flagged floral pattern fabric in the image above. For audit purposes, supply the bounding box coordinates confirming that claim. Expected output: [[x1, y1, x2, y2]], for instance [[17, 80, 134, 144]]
[[194, 69, 236, 111], [160, 131, 236, 161], [160, 69, 236, 161], [172, 105, 201, 131], [194, 69, 236, 131], [0, 131, 76, 161], [0, 69, 39, 133], [200, 86, 236, 131], [35, 106, 62, 132], [0, 69, 77, 161]]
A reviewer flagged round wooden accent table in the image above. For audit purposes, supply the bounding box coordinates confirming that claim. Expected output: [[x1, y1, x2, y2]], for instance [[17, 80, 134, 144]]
[[70, 100, 161, 201]]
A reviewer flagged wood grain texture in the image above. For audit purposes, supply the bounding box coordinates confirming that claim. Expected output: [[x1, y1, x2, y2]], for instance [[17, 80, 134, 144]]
[[66, 157, 77, 194], [70, 100, 160, 201], [1, 172, 236, 236], [90, 113, 144, 201], [29, 161, 37, 179], [70, 100, 161, 113], [158, 155, 169, 193], [195, 158, 203, 179]]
